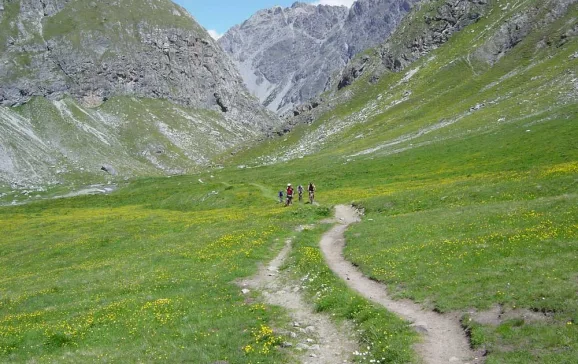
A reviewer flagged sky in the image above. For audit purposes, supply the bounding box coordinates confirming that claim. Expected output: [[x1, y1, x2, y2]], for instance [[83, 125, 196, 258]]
[[173, 0, 356, 39]]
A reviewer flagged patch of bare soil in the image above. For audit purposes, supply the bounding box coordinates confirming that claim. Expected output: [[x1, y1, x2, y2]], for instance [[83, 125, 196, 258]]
[[469, 304, 553, 326], [320, 205, 484, 364], [239, 236, 357, 363]]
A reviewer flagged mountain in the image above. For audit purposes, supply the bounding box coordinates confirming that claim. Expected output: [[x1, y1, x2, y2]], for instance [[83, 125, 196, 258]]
[[219, 0, 418, 115], [288, 0, 493, 124], [0, 0, 277, 188], [225, 0, 577, 168]]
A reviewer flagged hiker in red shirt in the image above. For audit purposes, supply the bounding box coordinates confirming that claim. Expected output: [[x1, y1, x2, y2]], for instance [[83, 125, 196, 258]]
[[285, 183, 294, 206]]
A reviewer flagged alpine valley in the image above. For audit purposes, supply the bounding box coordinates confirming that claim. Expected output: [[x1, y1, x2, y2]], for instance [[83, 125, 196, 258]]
[[0, 1, 577, 363]]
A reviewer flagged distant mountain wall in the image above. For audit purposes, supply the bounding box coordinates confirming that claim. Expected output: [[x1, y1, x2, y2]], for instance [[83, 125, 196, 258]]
[[219, 0, 418, 115]]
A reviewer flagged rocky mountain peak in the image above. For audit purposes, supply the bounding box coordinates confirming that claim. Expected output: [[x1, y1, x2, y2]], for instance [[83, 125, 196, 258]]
[[291, 2, 309, 8], [219, 0, 420, 115]]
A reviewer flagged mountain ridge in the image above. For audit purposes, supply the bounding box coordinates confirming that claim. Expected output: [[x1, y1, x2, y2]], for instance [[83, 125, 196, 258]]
[[0, 0, 278, 189], [219, 0, 418, 115]]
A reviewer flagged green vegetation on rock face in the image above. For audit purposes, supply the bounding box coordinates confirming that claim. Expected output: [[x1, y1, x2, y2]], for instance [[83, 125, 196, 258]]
[[0, 1, 21, 47], [43, 0, 201, 45]]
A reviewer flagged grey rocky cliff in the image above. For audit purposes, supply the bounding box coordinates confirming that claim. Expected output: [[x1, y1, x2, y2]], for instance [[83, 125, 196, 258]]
[[337, 0, 578, 90], [0, 0, 279, 189], [219, 0, 418, 115], [287, 0, 577, 128], [328, 0, 490, 94], [0, 0, 275, 131]]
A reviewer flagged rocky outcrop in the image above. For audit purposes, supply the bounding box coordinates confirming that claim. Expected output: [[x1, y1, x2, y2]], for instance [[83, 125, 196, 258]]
[[333, 0, 490, 93], [473, 0, 578, 65], [0, 0, 275, 130], [338, 55, 371, 90], [219, 0, 419, 115], [0, 0, 280, 188], [289, 0, 577, 128], [379, 0, 489, 72]]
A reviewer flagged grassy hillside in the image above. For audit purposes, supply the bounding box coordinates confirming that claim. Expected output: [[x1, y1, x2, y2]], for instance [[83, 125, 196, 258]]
[[43, 0, 203, 43], [0, 96, 258, 194], [1, 0, 577, 363]]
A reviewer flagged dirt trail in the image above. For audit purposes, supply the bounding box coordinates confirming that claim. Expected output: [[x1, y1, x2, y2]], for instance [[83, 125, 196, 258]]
[[240, 236, 357, 363], [320, 205, 483, 364]]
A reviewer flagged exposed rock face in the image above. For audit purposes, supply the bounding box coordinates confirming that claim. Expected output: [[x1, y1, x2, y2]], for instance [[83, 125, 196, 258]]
[[473, 0, 578, 65], [377, 0, 490, 72], [0, 0, 274, 130], [337, 0, 577, 89], [219, 0, 418, 115], [0, 0, 278, 188], [286, 0, 578, 134]]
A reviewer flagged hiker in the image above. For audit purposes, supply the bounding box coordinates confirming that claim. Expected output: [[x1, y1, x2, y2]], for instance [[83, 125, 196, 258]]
[[285, 183, 294, 206], [297, 184, 304, 202], [308, 182, 316, 204], [278, 190, 284, 203]]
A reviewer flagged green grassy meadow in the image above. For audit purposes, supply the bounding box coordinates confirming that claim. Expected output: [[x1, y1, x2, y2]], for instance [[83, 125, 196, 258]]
[[1, 0, 578, 363], [0, 179, 334, 362], [1, 108, 575, 362]]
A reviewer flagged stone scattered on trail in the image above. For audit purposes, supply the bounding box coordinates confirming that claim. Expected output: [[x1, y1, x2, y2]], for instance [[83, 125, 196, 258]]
[[305, 326, 316, 334], [241, 289, 250, 295], [296, 343, 310, 351], [293, 321, 301, 327], [410, 322, 429, 334]]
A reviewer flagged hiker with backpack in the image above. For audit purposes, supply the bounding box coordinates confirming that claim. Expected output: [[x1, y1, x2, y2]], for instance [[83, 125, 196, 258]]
[[297, 184, 304, 202], [285, 183, 294, 206], [308, 182, 316, 204]]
